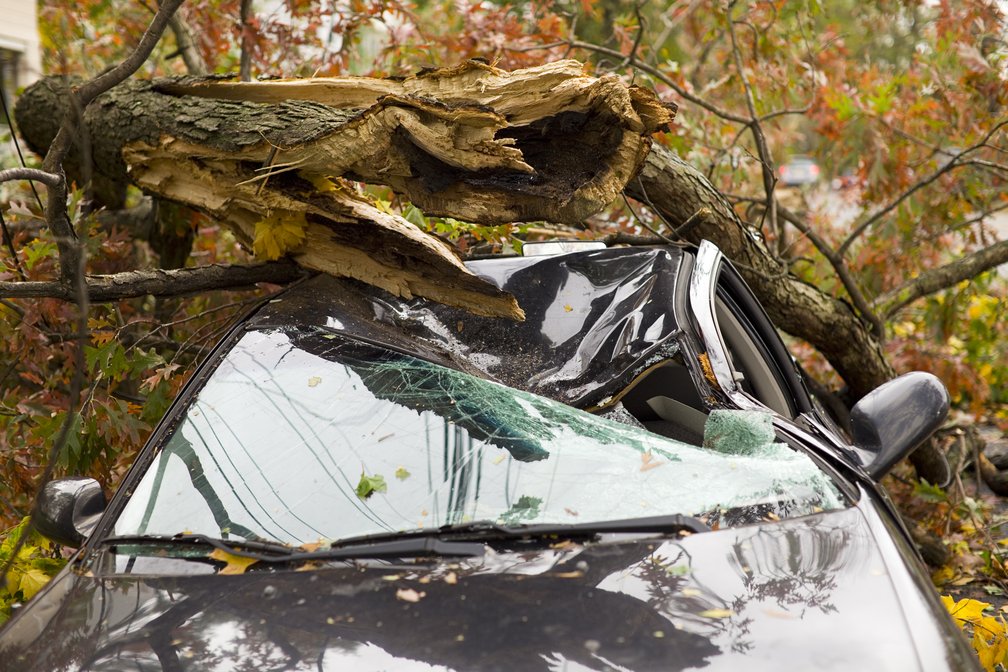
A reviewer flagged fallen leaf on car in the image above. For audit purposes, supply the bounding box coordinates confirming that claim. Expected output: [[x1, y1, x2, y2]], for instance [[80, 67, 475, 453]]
[[307, 376, 322, 387], [356, 471, 388, 499], [396, 588, 426, 602], [395, 466, 411, 480], [698, 608, 733, 619], [209, 548, 259, 575], [640, 450, 664, 472]]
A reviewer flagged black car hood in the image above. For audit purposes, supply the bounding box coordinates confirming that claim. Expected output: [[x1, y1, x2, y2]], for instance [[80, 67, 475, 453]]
[[252, 246, 693, 409], [0, 501, 973, 672]]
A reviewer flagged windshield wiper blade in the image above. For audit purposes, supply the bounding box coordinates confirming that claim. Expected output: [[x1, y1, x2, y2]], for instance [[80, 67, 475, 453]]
[[329, 513, 709, 549], [101, 533, 484, 562]]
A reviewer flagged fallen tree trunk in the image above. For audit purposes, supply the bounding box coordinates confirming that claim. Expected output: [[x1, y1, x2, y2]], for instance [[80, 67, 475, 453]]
[[16, 61, 674, 321]]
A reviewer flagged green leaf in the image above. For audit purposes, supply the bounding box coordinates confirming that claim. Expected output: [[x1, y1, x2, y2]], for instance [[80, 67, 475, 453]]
[[500, 495, 542, 524], [356, 472, 387, 500], [17, 568, 51, 601], [395, 467, 411, 480], [914, 480, 948, 503]]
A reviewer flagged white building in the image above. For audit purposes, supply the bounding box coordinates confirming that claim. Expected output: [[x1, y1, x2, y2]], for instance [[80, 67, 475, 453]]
[[0, 0, 41, 117]]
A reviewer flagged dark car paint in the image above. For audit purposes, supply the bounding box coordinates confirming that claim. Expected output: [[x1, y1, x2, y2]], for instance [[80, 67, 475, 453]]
[[0, 493, 977, 671], [0, 245, 980, 670]]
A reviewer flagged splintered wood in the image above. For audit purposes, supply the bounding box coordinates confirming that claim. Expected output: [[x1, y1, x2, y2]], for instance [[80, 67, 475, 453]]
[[18, 60, 676, 319]]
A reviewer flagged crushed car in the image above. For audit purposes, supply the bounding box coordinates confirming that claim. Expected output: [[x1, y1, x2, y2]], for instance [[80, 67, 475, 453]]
[[0, 241, 979, 671]]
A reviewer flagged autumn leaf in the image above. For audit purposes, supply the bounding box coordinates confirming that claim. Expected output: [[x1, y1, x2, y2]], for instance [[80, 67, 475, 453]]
[[943, 595, 992, 626], [356, 472, 387, 500], [209, 548, 260, 575], [698, 608, 733, 619], [17, 568, 50, 601], [396, 588, 426, 602], [253, 211, 308, 260], [395, 467, 411, 480]]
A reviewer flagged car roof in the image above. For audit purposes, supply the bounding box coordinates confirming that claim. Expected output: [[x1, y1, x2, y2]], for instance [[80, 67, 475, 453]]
[[251, 245, 690, 409]]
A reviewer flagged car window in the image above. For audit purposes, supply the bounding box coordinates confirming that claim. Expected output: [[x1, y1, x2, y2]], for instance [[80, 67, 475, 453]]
[[113, 329, 843, 546], [714, 294, 795, 417]]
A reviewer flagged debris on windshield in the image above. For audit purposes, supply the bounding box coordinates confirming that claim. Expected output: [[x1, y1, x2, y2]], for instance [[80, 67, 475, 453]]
[[355, 472, 388, 500], [395, 467, 411, 480], [501, 495, 543, 524], [703, 410, 779, 456], [209, 548, 260, 575], [396, 588, 426, 602]]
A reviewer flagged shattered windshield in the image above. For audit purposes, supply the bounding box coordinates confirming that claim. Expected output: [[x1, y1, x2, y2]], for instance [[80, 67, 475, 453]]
[[114, 329, 843, 546]]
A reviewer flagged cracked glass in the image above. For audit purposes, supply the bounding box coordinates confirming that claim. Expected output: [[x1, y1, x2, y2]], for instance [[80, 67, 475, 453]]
[[114, 329, 843, 546]]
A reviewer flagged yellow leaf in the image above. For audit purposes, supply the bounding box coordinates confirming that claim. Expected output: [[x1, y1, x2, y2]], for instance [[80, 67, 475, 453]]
[[209, 548, 259, 575], [698, 608, 733, 619], [396, 588, 425, 602], [300, 172, 338, 193], [944, 596, 992, 625], [18, 568, 51, 601], [253, 211, 308, 260]]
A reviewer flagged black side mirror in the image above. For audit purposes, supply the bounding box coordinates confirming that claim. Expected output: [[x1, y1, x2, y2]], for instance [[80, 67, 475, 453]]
[[850, 372, 949, 479], [33, 477, 107, 548]]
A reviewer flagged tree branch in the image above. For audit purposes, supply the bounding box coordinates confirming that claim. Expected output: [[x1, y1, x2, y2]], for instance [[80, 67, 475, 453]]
[[874, 239, 1008, 319], [168, 10, 209, 75], [0, 262, 306, 301], [0, 168, 62, 188]]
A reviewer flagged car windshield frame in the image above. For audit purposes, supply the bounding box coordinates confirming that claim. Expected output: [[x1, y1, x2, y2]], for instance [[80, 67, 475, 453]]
[[101, 325, 847, 552]]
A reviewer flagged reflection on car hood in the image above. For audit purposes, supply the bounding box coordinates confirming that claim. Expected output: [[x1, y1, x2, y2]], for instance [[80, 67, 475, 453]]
[[253, 246, 689, 408], [0, 502, 973, 671]]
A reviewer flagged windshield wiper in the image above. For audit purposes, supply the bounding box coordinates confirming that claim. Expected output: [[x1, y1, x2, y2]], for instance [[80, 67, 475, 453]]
[[329, 513, 710, 549], [100, 533, 485, 563]]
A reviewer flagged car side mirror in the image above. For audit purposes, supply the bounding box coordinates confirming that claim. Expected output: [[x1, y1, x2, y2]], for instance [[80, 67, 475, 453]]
[[33, 477, 107, 548], [850, 372, 949, 479]]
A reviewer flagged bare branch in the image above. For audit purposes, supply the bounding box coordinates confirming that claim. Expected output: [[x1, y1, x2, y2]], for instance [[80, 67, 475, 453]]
[[874, 239, 1008, 319], [168, 10, 209, 75], [239, 0, 253, 81], [838, 118, 1008, 255], [0, 262, 306, 301], [0, 168, 61, 188]]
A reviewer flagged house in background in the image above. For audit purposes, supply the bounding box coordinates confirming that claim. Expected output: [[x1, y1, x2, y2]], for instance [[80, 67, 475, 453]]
[[0, 0, 41, 121]]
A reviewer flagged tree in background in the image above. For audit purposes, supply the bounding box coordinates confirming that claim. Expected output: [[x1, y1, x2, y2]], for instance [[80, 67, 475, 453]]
[[2, 0, 1008, 614]]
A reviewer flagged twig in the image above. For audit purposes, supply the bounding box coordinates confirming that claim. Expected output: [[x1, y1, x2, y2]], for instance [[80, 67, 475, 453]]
[[622, 195, 673, 243]]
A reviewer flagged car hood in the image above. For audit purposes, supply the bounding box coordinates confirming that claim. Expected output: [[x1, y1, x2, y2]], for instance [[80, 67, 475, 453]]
[[0, 500, 974, 672]]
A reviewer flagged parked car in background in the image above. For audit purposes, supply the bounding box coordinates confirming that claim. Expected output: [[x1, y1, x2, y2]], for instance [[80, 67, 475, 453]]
[[779, 154, 821, 186], [0, 241, 978, 671]]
